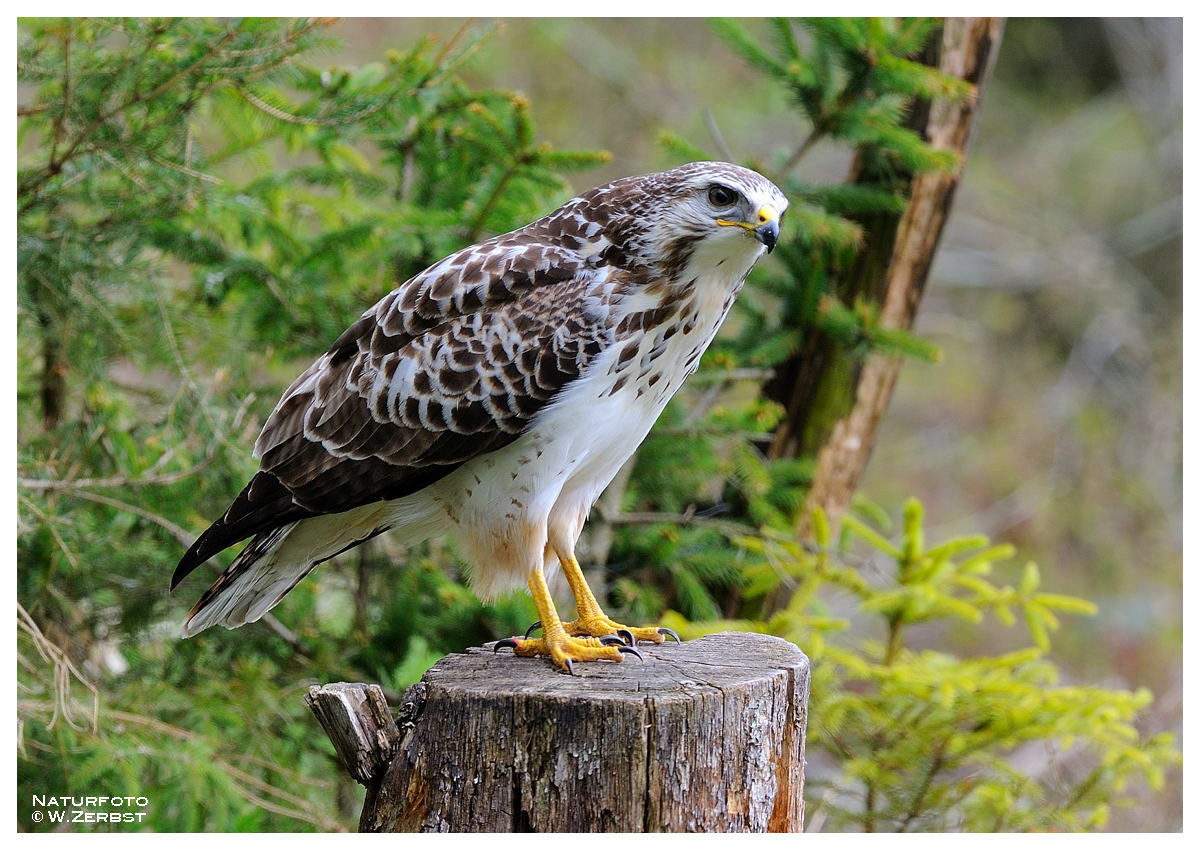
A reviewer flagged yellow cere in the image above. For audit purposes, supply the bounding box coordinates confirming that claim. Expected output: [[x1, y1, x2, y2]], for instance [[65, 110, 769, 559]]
[[756, 204, 779, 224]]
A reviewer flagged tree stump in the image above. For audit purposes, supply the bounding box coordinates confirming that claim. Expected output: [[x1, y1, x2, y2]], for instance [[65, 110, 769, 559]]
[[304, 682, 403, 786], [307, 632, 809, 833]]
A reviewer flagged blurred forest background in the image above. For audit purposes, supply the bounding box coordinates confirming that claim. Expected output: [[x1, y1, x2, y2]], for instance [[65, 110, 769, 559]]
[[17, 18, 1180, 832]]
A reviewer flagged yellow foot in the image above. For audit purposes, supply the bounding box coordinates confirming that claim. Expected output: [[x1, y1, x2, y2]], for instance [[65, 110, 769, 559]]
[[494, 630, 641, 674], [523, 616, 681, 646]]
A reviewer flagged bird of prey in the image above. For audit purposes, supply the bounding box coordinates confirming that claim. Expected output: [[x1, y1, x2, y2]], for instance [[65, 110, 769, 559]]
[[172, 161, 787, 672]]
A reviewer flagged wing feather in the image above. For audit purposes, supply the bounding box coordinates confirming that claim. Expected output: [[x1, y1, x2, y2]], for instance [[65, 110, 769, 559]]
[[172, 231, 623, 589]]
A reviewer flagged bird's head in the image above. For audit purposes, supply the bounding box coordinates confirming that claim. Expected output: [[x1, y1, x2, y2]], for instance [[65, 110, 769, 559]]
[[655, 161, 788, 256], [570, 162, 788, 277]]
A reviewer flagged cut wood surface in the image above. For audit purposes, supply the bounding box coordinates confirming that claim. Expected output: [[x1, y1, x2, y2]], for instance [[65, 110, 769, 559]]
[[308, 632, 810, 833], [304, 682, 402, 787]]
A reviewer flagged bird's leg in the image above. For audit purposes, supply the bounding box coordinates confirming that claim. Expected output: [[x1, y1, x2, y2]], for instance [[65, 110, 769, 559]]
[[550, 548, 680, 646], [495, 563, 640, 673]]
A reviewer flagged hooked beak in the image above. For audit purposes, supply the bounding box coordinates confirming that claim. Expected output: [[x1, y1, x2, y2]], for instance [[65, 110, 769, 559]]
[[754, 204, 780, 253], [755, 218, 779, 253], [718, 204, 781, 253]]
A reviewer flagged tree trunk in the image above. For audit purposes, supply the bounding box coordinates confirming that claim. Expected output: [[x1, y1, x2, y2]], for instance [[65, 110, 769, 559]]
[[768, 18, 1005, 534], [307, 632, 810, 833]]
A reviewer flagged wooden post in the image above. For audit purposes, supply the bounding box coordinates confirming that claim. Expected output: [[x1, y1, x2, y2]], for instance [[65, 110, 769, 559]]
[[307, 632, 809, 833]]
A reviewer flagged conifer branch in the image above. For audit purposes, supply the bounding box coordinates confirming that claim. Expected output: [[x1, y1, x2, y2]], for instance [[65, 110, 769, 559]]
[[18, 29, 237, 208], [466, 160, 521, 240], [898, 740, 947, 831], [61, 489, 195, 546]]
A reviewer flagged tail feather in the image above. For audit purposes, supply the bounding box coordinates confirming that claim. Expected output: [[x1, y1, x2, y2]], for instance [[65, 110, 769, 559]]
[[182, 523, 301, 636], [180, 505, 399, 637]]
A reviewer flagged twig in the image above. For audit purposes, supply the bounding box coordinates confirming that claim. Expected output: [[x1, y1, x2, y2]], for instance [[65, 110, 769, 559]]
[[603, 508, 883, 571], [685, 367, 775, 385], [150, 152, 222, 184], [19, 701, 347, 830], [96, 149, 151, 192], [217, 19, 322, 59], [154, 290, 225, 438], [467, 161, 520, 240], [778, 126, 824, 176], [61, 489, 194, 546], [228, 751, 337, 790], [604, 510, 748, 537], [19, 30, 236, 207], [18, 456, 217, 491], [17, 603, 99, 733], [897, 739, 947, 831], [435, 18, 477, 64], [234, 83, 349, 127], [17, 494, 80, 570], [261, 614, 311, 660], [48, 27, 71, 169], [223, 779, 345, 831], [682, 380, 725, 430], [210, 758, 344, 830]]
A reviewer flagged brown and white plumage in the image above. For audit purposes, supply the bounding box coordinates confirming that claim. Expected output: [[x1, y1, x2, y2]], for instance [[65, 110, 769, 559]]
[[174, 161, 787, 643]]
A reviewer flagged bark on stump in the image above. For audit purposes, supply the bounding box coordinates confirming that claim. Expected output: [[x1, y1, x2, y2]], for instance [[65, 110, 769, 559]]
[[307, 632, 809, 833]]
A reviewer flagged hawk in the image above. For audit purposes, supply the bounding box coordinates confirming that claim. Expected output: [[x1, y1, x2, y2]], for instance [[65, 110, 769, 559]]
[[172, 161, 787, 672]]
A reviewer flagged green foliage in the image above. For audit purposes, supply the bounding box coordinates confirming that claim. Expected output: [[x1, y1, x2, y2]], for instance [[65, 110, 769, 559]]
[[704, 16, 959, 378], [641, 40, 1175, 833], [19, 605, 349, 831], [712, 17, 967, 172], [665, 500, 1179, 831], [18, 17, 599, 832]]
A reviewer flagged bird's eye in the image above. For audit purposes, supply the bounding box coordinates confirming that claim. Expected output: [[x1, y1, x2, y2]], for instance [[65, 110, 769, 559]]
[[707, 185, 739, 208]]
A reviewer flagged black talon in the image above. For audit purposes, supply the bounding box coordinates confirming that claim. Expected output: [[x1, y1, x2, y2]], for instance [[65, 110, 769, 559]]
[[658, 627, 682, 644], [617, 644, 643, 661], [599, 635, 626, 646], [563, 658, 575, 676], [524, 620, 542, 639], [616, 628, 635, 646], [494, 637, 520, 653]]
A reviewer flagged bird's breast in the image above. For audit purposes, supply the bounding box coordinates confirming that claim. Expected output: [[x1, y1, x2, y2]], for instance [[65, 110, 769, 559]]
[[611, 268, 745, 407]]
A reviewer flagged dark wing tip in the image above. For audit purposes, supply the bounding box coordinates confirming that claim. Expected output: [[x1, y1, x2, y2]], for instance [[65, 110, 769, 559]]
[[170, 566, 188, 593], [170, 471, 308, 591], [171, 522, 226, 591]]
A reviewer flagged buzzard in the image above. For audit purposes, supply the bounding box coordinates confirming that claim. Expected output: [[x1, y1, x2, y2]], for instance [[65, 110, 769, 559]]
[[173, 161, 787, 672]]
